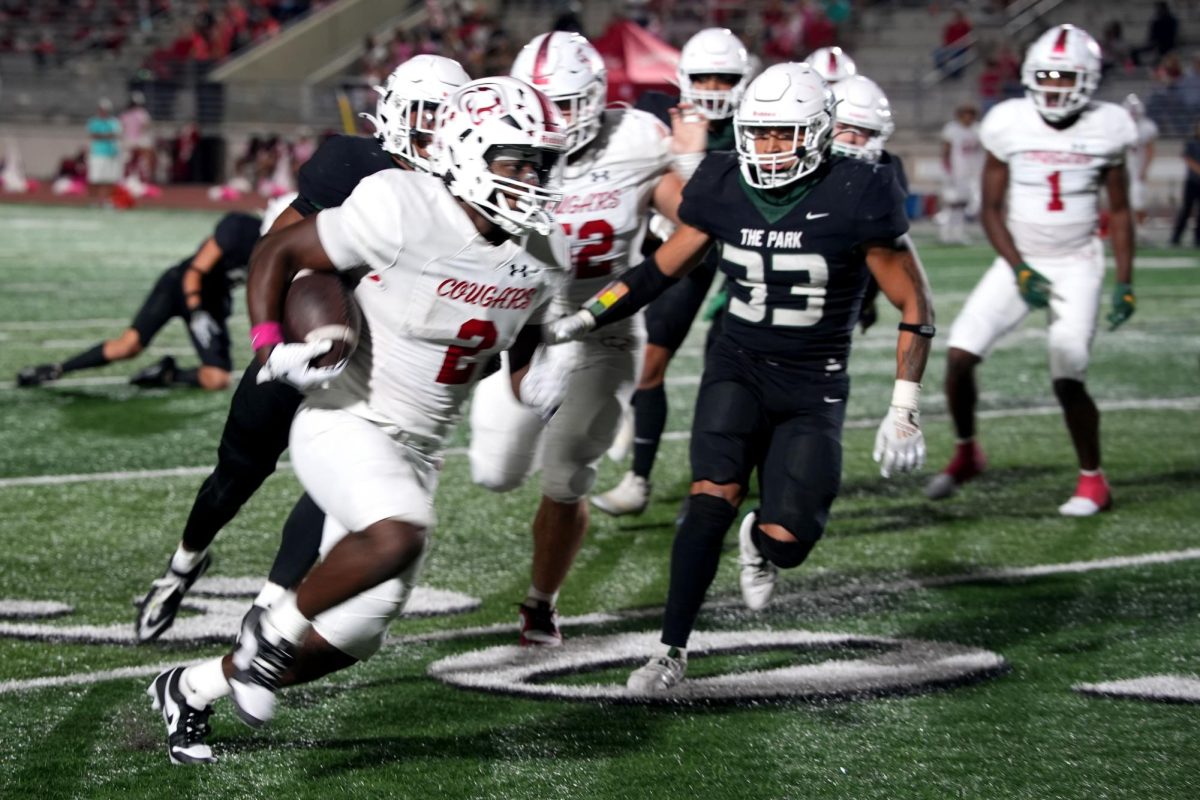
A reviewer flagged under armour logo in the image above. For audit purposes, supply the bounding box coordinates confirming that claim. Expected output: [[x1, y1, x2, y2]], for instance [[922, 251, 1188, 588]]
[[509, 263, 529, 277], [591, 171, 609, 182]]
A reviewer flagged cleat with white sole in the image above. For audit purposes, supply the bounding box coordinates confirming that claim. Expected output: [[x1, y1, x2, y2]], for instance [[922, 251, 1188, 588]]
[[591, 471, 650, 517], [737, 510, 778, 611], [626, 650, 687, 693]]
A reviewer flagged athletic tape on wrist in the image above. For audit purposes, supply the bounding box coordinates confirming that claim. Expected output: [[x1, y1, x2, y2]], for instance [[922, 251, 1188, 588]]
[[250, 321, 284, 350], [891, 380, 921, 411]]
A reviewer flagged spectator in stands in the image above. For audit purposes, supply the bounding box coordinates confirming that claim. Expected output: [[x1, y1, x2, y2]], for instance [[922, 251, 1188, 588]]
[[121, 91, 155, 183], [1101, 20, 1131, 76], [1133, 2, 1178, 68], [936, 6, 973, 80], [803, 5, 837, 52], [86, 98, 122, 205], [978, 55, 1003, 111], [1170, 122, 1200, 247]]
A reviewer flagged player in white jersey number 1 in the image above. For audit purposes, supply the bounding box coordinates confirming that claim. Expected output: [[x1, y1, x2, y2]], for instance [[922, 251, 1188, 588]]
[[926, 24, 1138, 516], [468, 31, 705, 646], [224, 76, 573, 727]]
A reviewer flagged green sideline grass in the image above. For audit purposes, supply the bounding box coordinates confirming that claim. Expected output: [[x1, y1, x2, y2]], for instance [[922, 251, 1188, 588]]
[[0, 205, 1198, 799]]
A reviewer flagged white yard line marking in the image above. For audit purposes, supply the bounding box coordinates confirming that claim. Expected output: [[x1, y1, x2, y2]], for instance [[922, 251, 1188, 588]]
[[5, 547, 1196, 695], [0, 660, 206, 695], [1, 396, 1197, 489], [1074, 675, 1200, 703]]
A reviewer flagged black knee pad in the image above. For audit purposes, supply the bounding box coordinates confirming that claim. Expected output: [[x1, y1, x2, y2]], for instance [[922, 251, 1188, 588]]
[[752, 526, 816, 569]]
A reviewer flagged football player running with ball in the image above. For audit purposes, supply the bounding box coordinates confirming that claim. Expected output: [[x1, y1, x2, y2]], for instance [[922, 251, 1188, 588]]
[[147, 77, 569, 763], [545, 62, 934, 692], [134, 55, 470, 648], [924, 25, 1138, 516], [468, 31, 704, 647]]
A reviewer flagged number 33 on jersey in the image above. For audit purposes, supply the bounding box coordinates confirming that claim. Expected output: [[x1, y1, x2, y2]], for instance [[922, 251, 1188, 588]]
[[678, 151, 909, 363]]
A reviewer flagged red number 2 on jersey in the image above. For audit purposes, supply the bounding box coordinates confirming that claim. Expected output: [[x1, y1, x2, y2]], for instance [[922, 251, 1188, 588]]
[[436, 319, 498, 385], [561, 219, 615, 279], [1047, 171, 1064, 212]]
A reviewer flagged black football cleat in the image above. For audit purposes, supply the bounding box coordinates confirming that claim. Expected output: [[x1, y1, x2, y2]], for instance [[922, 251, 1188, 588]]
[[517, 600, 562, 647], [229, 612, 296, 728], [147, 667, 217, 765], [16, 363, 62, 387], [130, 355, 177, 387], [135, 552, 211, 643]]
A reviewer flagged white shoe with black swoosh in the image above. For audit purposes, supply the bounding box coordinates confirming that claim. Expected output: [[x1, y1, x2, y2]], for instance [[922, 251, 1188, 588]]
[[147, 667, 217, 765]]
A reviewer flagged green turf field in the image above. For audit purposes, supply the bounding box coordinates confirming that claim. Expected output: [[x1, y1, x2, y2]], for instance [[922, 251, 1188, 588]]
[[0, 205, 1198, 799]]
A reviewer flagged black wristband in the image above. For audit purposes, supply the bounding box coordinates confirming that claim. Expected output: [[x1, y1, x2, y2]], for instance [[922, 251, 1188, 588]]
[[898, 322, 936, 338], [585, 255, 679, 327]]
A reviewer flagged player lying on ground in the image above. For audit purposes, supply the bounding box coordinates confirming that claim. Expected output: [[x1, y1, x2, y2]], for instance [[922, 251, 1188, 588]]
[[16, 211, 263, 391]]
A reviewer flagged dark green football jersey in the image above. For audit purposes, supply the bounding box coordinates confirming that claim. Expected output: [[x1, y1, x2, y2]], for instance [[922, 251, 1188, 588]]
[[678, 152, 908, 363]]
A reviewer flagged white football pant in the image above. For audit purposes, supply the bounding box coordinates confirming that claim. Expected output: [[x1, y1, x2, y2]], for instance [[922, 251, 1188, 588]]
[[469, 316, 644, 503], [947, 238, 1105, 381]]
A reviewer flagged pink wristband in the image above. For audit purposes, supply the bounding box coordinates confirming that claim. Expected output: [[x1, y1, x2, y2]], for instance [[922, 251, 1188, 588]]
[[250, 321, 284, 350]]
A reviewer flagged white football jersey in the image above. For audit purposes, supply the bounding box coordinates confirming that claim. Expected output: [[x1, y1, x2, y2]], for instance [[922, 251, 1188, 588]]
[[1127, 116, 1159, 180], [553, 108, 671, 306], [981, 98, 1137, 257], [313, 170, 568, 451], [941, 119, 984, 182]]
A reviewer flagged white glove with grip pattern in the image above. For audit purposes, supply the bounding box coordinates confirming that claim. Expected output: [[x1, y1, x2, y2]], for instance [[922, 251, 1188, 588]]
[[873, 380, 926, 478], [256, 340, 344, 390], [188, 309, 221, 350], [542, 309, 596, 345], [518, 343, 574, 422]]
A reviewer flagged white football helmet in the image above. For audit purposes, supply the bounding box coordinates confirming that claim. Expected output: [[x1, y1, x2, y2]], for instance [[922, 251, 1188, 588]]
[[677, 28, 751, 120], [804, 47, 857, 84], [734, 63, 834, 189], [830, 75, 894, 162], [511, 32, 607, 155], [361, 54, 470, 171], [433, 77, 568, 236], [1021, 24, 1101, 122]]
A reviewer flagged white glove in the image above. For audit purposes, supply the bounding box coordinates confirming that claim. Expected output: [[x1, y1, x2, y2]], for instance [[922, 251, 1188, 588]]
[[256, 340, 344, 390], [518, 343, 573, 422], [872, 380, 926, 478], [188, 309, 221, 349], [542, 309, 596, 345]]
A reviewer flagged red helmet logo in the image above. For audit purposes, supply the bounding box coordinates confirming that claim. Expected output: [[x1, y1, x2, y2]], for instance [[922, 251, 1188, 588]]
[[462, 86, 505, 125]]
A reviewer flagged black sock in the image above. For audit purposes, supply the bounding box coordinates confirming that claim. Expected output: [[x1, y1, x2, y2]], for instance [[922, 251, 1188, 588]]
[[631, 384, 668, 480], [60, 344, 108, 374], [267, 493, 325, 588], [174, 366, 199, 387], [661, 493, 738, 648]]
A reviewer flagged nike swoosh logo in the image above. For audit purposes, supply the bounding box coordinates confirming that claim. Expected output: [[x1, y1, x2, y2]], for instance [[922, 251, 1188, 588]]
[[823, 396, 843, 404], [806, 212, 830, 220]]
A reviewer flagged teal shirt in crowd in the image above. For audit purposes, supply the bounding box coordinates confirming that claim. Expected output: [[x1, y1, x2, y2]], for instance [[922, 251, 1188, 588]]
[[87, 117, 122, 158]]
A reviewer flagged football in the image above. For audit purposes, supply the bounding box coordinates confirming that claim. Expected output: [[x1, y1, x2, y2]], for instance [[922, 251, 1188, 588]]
[[282, 269, 362, 368]]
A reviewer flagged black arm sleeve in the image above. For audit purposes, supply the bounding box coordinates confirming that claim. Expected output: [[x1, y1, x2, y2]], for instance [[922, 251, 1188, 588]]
[[586, 254, 680, 329], [507, 324, 543, 373]]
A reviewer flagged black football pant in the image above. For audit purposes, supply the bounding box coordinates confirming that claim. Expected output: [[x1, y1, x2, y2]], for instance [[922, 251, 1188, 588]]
[[661, 336, 847, 648], [181, 358, 325, 588]]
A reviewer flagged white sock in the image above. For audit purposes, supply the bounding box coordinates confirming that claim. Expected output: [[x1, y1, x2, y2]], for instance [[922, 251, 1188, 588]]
[[525, 586, 558, 607], [170, 545, 207, 574], [182, 658, 230, 708], [265, 591, 311, 645], [253, 581, 286, 609], [1080, 468, 1103, 477]]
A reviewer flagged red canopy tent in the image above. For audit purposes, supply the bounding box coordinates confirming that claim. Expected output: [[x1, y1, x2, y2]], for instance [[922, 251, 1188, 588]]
[[593, 20, 680, 104]]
